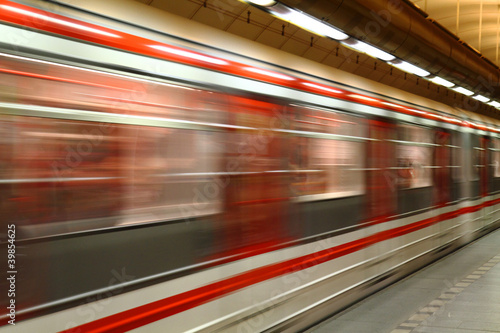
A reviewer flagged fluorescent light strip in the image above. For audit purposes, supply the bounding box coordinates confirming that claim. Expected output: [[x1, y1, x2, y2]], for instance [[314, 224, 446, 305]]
[[0, 5, 121, 38], [245, 1, 499, 113], [429, 76, 455, 88], [342, 40, 395, 61], [390, 61, 430, 77], [472, 95, 490, 103], [303, 82, 342, 94], [453, 86, 474, 96], [150, 45, 228, 66], [272, 8, 348, 40], [487, 101, 500, 108], [244, 67, 295, 80], [245, 0, 276, 6]]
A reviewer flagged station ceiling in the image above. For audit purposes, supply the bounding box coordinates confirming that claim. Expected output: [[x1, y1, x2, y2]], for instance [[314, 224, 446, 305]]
[[411, 0, 500, 67], [133, 0, 500, 117]]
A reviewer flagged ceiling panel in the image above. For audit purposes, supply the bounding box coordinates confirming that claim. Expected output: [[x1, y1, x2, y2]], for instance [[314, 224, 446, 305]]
[[191, 6, 234, 30], [411, 0, 500, 65], [255, 26, 285, 49], [302, 47, 328, 63], [226, 18, 263, 40], [149, 0, 200, 17]]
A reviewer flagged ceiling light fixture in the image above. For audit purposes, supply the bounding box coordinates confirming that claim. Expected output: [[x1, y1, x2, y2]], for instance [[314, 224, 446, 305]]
[[429, 76, 455, 88], [453, 86, 474, 96], [342, 40, 395, 61], [487, 101, 500, 108], [389, 60, 430, 77], [245, 1, 496, 112], [244, 0, 277, 6], [472, 94, 490, 103], [271, 8, 348, 41]]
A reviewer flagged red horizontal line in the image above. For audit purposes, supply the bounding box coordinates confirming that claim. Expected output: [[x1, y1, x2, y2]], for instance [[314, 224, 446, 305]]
[[0, 1, 491, 132], [59, 197, 499, 333]]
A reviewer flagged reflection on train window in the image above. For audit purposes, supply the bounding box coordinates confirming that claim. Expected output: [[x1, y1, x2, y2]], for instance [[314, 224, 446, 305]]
[[395, 125, 432, 188], [290, 106, 365, 199]]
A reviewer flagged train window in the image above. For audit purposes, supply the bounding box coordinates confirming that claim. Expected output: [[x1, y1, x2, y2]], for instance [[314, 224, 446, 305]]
[[290, 106, 365, 199], [395, 124, 433, 189], [6, 114, 225, 238], [8, 117, 124, 233], [492, 138, 500, 178], [120, 125, 224, 225]]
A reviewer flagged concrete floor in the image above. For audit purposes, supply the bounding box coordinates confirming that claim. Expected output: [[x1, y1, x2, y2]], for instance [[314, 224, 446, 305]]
[[307, 227, 500, 333]]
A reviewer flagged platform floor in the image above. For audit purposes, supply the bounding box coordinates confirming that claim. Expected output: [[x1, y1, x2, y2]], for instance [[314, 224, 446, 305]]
[[306, 228, 500, 333]]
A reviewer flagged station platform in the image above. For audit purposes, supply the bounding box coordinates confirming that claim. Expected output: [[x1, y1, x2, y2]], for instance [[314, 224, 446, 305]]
[[306, 227, 500, 333]]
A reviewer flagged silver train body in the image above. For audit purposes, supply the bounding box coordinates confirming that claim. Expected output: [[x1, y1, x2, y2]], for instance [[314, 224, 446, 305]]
[[1, 0, 500, 332]]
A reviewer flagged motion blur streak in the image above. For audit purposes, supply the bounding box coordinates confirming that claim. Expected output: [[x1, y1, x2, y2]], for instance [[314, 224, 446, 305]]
[[1, 1, 500, 332]]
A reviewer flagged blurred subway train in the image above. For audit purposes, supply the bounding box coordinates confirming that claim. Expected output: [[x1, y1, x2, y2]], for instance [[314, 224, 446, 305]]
[[1, 0, 500, 332]]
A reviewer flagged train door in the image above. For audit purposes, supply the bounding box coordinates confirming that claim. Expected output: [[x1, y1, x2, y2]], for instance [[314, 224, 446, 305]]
[[434, 130, 451, 206], [366, 119, 397, 222], [219, 95, 290, 256]]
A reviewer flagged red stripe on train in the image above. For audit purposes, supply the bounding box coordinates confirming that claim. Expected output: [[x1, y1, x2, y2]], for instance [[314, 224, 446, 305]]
[[59, 198, 500, 333], [0, 0, 489, 131]]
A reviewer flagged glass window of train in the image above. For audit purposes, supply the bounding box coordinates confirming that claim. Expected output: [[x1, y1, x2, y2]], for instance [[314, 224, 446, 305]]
[[289, 107, 365, 198], [120, 125, 225, 224], [289, 138, 365, 198], [395, 124, 432, 189], [9, 117, 125, 237], [492, 138, 500, 178]]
